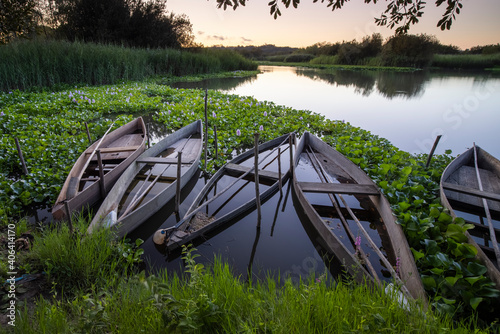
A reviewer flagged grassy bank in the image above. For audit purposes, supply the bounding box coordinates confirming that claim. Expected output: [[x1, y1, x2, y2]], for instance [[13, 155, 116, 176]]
[[1, 217, 481, 333], [0, 39, 257, 91], [261, 53, 500, 71], [431, 53, 500, 70], [1, 79, 499, 329]]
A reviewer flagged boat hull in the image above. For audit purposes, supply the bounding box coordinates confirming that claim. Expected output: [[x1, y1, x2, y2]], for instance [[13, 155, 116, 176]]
[[52, 117, 147, 220], [440, 146, 500, 290], [292, 132, 426, 302], [88, 120, 203, 238]]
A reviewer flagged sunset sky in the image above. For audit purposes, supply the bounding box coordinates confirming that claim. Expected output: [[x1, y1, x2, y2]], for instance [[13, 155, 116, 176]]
[[167, 0, 500, 49]]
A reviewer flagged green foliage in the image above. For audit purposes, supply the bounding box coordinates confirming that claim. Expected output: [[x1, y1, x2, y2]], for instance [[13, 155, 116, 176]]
[[27, 215, 143, 295], [0, 0, 37, 44], [0, 39, 257, 91], [283, 53, 315, 63], [381, 34, 438, 68], [44, 0, 194, 48], [431, 53, 500, 70], [11, 250, 481, 333]]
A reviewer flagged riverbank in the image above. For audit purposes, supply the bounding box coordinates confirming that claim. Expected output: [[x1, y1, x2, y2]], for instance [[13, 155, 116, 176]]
[[1, 76, 499, 330]]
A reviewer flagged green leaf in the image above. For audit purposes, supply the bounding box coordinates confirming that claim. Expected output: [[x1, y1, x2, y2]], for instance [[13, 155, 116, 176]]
[[465, 276, 482, 286], [445, 224, 468, 243], [469, 297, 483, 310], [445, 276, 461, 286], [411, 248, 424, 261], [467, 262, 487, 276]]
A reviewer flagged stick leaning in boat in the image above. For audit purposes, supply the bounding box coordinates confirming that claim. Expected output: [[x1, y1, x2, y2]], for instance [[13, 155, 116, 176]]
[[153, 133, 293, 244]]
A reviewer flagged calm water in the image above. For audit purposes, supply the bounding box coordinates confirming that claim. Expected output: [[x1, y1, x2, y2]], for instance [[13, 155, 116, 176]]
[[173, 65, 500, 158], [32, 66, 500, 284]]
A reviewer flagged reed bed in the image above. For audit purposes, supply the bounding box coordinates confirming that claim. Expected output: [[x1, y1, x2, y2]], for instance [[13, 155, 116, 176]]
[[0, 39, 256, 91], [431, 53, 500, 70]]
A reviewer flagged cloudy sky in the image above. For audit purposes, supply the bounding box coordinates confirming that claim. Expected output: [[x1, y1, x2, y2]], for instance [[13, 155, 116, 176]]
[[167, 0, 500, 49]]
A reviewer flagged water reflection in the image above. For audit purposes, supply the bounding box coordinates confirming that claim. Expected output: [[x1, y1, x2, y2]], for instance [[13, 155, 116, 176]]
[[171, 74, 258, 91], [173, 65, 500, 157]]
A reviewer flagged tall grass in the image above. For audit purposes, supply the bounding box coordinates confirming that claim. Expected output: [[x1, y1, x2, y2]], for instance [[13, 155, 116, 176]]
[[26, 215, 142, 294], [431, 53, 500, 69], [0, 39, 257, 91], [10, 246, 482, 333]]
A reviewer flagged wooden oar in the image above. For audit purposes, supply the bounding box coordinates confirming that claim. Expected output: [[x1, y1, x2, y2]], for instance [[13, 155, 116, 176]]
[[67, 122, 115, 199], [473, 143, 500, 267]]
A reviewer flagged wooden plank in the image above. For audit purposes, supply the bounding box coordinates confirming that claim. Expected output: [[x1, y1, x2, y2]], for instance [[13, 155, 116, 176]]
[[136, 157, 195, 164], [298, 182, 379, 196], [225, 163, 283, 181], [85, 145, 141, 154], [443, 182, 500, 203]]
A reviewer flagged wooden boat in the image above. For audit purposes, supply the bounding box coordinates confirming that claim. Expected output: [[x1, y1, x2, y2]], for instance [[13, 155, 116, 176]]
[[292, 132, 427, 303], [88, 120, 203, 237], [52, 117, 147, 220], [440, 145, 500, 290], [154, 133, 294, 252]]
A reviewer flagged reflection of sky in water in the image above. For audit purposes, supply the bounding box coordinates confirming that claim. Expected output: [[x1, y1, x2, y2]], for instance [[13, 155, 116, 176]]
[[218, 66, 500, 158]]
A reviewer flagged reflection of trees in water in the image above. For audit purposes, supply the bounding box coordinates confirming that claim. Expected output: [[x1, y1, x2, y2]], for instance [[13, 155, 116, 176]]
[[170, 75, 258, 91], [375, 71, 427, 99], [295, 67, 428, 99], [140, 114, 173, 144], [296, 68, 376, 96]]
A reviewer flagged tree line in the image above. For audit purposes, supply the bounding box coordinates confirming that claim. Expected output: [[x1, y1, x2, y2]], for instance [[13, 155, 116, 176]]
[[223, 34, 500, 68], [1, 0, 195, 48]]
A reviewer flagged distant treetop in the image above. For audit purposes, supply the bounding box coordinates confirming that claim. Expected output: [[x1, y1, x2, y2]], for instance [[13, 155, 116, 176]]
[[214, 0, 464, 35]]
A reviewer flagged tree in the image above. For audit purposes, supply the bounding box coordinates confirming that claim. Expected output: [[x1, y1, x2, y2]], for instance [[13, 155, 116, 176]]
[[0, 0, 38, 44], [45, 0, 194, 48], [214, 0, 464, 34]]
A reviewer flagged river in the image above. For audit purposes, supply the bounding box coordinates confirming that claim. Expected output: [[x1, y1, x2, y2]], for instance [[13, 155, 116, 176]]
[[173, 65, 500, 158]]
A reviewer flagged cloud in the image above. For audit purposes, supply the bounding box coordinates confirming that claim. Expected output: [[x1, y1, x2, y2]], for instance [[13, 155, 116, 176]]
[[240, 37, 253, 44], [208, 35, 227, 41], [197, 31, 205, 36]]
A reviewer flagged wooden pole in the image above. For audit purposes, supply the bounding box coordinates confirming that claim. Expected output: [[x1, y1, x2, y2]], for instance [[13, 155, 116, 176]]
[[64, 201, 73, 235], [426, 135, 442, 168], [204, 89, 208, 171], [84, 122, 92, 144], [147, 123, 151, 149], [96, 150, 106, 198], [214, 125, 218, 160], [278, 147, 282, 195], [175, 151, 182, 214], [254, 133, 262, 228], [289, 134, 294, 178], [14, 138, 28, 175]]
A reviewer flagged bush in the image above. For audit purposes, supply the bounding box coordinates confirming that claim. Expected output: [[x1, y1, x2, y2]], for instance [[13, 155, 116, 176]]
[[381, 34, 438, 68], [284, 53, 315, 63]]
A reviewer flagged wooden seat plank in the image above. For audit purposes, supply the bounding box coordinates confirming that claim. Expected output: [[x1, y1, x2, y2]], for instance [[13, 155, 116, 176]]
[[225, 163, 283, 181], [443, 182, 500, 203], [298, 182, 379, 196], [136, 157, 195, 165]]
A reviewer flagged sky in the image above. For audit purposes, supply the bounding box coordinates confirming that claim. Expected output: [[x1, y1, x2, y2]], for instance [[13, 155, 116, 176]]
[[167, 0, 500, 49]]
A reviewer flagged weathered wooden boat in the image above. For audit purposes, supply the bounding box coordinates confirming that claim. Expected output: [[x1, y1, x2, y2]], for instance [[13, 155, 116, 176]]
[[52, 117, 147, 220], [292, 131, 427, 303], [153, 133, 294, 252], [87, 120, 203, 237], [440, 144, 500, 290]]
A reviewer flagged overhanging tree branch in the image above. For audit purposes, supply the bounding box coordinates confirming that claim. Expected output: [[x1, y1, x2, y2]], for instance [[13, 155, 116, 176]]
[[213, 0, 464, 34]]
